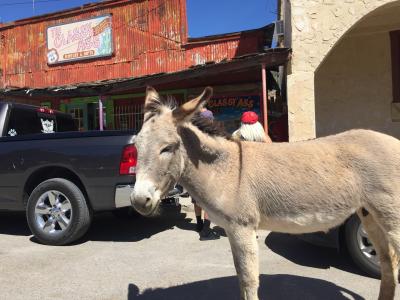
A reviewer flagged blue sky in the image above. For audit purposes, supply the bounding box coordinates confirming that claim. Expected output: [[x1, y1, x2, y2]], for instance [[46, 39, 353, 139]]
[[0, 0, 277, 37]]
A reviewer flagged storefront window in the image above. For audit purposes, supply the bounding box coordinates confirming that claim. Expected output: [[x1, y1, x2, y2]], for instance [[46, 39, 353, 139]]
[[113, 99, 144, 132], [112, 92, 185, 132], [69, 107, 84, 131], [208, 95, 262, 133]]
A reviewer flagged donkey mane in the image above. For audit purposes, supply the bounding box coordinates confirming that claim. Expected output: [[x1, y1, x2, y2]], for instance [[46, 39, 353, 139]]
[[191, 114, 231, 139], [145, 93, 231, 139]]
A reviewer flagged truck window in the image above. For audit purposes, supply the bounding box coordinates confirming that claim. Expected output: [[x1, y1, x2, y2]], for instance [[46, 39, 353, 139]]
[[6, 108, 45, 136], [56, 114, 78, 132], [6, 107, 58, 136]]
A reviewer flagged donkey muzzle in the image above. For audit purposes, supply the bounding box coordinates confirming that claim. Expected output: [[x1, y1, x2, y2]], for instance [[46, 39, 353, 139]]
[[130, 181, 159, 215]]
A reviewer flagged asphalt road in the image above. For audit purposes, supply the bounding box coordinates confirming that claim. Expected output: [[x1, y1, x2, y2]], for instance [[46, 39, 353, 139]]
[[0, 199, 396, 300]]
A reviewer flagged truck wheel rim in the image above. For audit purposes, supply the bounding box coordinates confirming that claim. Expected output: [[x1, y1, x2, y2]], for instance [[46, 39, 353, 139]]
[[356, 224, 379, 266], [34, 190, 72, 235]]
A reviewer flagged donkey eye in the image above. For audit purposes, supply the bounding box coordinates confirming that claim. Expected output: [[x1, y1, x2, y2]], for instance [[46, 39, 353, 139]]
[[160, 145, 173, 154]]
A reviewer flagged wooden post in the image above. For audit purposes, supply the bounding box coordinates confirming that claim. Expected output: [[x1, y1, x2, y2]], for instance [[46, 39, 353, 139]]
[[261, 63, 268, 134], [1, 33, 7, 89]]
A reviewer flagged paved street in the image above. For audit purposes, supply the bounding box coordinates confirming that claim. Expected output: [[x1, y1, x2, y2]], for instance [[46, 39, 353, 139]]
[[0, 199, 395, 300]]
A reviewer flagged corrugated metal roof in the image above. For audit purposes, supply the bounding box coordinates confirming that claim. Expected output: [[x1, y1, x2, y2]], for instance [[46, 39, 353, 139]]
[[0, 48, 291, 99], [185, 24, 274, 45], [183, 24, 274, 68], [0, 1, 277, 92]]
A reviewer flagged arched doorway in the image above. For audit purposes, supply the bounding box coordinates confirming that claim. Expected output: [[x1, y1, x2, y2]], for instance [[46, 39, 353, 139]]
[[314, 2, 400, 138]]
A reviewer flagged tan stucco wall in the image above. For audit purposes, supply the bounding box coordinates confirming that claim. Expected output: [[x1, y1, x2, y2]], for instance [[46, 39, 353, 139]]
[[282, 0, 400, 141], [315, 31, 400, 138]]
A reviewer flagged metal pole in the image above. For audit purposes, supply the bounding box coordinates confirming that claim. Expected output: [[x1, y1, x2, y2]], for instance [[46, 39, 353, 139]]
[[1, 33, 6, 89], [99, 96, 104, 131], [261, 63, 268, 134]]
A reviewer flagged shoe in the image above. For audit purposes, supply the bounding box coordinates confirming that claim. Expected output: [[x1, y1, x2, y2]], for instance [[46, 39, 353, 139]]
[[199, 228, 220, 241]]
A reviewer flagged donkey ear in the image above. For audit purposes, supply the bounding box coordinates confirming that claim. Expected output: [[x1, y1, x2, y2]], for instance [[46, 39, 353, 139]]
[[173, 87, 213, 123], [144, 86, 162, 122]]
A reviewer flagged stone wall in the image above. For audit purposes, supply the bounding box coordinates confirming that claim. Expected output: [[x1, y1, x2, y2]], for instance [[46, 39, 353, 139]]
[[281, 0, 400, 141], [315, 30, 400, 138]]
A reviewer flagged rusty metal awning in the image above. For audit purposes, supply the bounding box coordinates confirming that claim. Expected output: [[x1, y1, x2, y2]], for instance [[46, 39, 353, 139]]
[[0, 48, 290, 101]]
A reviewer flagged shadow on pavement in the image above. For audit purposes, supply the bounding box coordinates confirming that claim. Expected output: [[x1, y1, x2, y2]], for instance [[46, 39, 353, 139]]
[[127, 274, 365, 300], [0, 207, 197, 244], [0, 211, 31, 236], [265, 232, 365, 277], [80, 205, 196, 243]]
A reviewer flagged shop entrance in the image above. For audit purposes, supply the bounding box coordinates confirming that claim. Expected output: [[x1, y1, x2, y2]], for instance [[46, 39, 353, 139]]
[[66, 103, 86, 131], [66, 101, 104, 131]]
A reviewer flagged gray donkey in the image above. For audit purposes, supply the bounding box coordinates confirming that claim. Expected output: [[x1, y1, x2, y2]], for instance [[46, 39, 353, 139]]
[[131, 86, 400, 300]]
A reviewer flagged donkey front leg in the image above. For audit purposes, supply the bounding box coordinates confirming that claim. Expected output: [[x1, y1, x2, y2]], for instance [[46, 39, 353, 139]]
[[226, 226, 259, 300]]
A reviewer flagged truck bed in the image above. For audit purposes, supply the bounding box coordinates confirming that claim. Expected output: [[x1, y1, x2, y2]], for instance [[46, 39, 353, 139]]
[[0, 130, 136, 211]]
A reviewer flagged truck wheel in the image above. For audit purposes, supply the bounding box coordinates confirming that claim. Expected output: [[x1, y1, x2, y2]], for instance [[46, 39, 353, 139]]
[[345, 215, 381, 278], [26, 178, 91, 246]]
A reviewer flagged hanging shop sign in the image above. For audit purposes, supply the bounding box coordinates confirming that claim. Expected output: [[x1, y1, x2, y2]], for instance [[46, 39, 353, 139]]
[[47, 15, 113, 65], [208, 95, 261, 133]]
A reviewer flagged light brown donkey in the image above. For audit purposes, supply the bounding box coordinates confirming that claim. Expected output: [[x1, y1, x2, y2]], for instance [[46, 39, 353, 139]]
[[131, 86, 400, 300]]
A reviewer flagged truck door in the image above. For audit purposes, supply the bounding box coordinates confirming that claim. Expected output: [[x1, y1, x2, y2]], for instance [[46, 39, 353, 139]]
[[0, 107, 45, 209]]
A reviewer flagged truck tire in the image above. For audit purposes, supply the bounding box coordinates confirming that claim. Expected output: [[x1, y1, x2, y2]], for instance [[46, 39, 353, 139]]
[[26, 178, 91, 246], [345, 215, 381, 278]]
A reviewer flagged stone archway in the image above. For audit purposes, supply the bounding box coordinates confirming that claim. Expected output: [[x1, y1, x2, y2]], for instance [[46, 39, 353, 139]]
[[314, 1, 400, 138], [284, 0, 400, 141]]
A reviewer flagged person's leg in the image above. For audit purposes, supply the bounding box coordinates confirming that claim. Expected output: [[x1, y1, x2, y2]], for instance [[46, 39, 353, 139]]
[[200, 211, 220, 240], [202, 211, 211, 231], [193, 201, 203, 232]]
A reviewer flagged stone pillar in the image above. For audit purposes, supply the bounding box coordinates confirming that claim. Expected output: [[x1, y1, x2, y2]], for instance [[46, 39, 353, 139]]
[[287, 71, 316, 141]]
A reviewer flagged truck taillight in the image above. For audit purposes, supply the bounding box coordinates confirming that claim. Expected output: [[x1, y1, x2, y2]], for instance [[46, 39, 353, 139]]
[[120, 145, 137, 175]]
